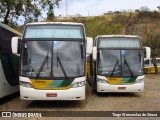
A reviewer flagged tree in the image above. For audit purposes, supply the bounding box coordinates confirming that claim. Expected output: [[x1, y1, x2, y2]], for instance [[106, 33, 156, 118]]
[[146, 34, 160, 73], [0, 0, 61, 27], [157, 5, 160, 10], [126, 12, 160, 73], [139, 6, 150, 12], [135, 9, 140, 12], [139, 20, 160, 73]]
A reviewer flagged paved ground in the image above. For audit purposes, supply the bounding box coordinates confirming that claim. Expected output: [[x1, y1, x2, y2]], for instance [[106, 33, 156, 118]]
[[0, 74, 160, 119]]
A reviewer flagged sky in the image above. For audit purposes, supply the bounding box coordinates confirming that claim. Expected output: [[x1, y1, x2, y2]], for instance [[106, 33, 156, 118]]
[[54, 0, 160, 16]]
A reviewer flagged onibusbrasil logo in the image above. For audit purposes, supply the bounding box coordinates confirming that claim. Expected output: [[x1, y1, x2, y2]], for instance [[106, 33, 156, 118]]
[[1, 112, 42, 118]]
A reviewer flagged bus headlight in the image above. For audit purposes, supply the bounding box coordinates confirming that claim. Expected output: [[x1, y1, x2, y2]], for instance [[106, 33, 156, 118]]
[[97, 79, 108, 84], [20, 81, 33, 88], [71, 81, 85, 88], [136, 78, 144, 83]]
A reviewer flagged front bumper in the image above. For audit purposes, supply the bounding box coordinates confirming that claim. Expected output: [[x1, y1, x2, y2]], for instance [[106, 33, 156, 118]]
[[20, 86, 85, 100], [97, 82, 144, 93]]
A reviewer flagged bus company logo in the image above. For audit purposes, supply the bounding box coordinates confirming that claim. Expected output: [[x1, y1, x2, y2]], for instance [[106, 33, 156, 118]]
[[1, 112, 42, 118], [108, 78, 117, 81], [2, 112, 11, 117], [35, 81, 46, 84]]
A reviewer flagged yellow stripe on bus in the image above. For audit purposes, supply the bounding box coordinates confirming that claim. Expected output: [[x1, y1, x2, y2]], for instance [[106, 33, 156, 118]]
[[30, 79, 71, 90], [107, 78, 123, 84]]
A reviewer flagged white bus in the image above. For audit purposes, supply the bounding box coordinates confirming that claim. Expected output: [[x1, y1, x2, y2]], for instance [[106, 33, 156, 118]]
[[144, 58, 160, 73], [0, 23, 22, 98], [12, 22, 93, 100], [91, 35, 144, 93], [144, 47, 160, 73]]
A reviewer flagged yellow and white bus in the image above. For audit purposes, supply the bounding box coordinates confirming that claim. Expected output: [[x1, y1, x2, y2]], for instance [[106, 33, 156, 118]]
[[144, 47, 160, 73], [91, 35, 144, 93], [12, 22, 93, 100], [144, 58, 160, 73]]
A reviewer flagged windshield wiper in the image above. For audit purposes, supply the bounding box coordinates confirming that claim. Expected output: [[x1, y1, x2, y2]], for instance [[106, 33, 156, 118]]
[[80, 42, 84, 59], [36, 44, 50, 79], [124, 56, 134, 76], [35, 55, 48, 79], [57, 56, 68, 80], [110, 59, 119, 77]]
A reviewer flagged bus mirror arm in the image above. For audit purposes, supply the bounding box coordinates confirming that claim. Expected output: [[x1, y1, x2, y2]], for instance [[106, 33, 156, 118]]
[[11, 36, 21, 54], [93, 47, 97, 61]]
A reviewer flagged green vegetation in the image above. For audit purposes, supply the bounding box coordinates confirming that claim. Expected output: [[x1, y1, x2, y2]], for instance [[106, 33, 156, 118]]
[[47, 14, 127, 38], [0, 0, 60, 27]]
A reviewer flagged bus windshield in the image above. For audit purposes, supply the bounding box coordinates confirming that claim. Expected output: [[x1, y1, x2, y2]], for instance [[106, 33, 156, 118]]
[[97, 37, 143, 77], [98, 50, 144, 77], [21, 41, 85, 78]]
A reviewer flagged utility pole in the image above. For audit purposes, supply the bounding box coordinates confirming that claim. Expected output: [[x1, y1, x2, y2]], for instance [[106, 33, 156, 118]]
[[66, 0, 68, 17]]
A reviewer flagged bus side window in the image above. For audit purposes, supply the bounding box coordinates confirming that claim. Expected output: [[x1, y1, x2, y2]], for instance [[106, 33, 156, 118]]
[[144, 59, 149, 65], [157, 59, 160, 66]]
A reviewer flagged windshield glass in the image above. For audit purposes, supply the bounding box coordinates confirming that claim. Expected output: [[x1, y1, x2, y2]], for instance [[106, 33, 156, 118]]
[[21, 41, 85, 78], [98, 49, 144, 77], [24, 25, 84, 39]]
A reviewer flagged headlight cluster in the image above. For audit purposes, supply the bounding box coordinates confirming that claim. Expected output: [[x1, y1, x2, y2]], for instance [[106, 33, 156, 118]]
[[136, 78, 144, 83], [97, 78, 108, 83], [20, 81, 33, 88], [71, 81, 85, 88]]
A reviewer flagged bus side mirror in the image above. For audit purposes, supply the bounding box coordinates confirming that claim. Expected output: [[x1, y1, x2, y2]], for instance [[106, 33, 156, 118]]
[[93, 47, 97, 61], [146, 47, 151, 59], [144, 47, 151, 59], [86, 37, 93, 55], [11, 36, 21, 54]]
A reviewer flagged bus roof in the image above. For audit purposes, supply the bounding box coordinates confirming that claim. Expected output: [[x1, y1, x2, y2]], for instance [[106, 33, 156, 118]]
[[96, 35, 140, 39], [0, 23, 22, 36], [26, 22, 84, 26]]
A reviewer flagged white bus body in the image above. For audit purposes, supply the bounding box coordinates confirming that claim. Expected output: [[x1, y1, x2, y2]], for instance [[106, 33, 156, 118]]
[[0, 23, 22, 98], [12, 22, 92, 100], [92, 35, 144, 93], [144, 47, 160, 73]]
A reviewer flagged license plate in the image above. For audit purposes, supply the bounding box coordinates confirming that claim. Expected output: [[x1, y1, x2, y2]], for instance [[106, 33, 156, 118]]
[[118, 87, 126, 90], [46, 93, 57, 97]]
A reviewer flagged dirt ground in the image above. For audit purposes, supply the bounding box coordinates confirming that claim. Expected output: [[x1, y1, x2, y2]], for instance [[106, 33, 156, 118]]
[[0, 74, 160, 119]]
